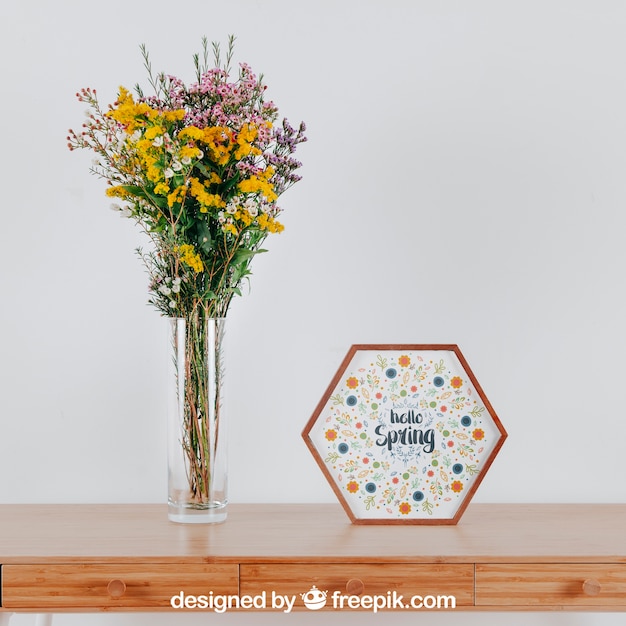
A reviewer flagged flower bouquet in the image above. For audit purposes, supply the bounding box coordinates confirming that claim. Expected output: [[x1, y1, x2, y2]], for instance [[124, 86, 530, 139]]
[[68, 36, 306, 522]]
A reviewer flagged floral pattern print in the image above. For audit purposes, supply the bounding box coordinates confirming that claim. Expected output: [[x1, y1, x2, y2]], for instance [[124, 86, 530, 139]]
[[308, 348, 504, 521]]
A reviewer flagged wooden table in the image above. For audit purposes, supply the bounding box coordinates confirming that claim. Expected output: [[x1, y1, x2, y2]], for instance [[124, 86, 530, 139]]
[[0, 503, 625, 617]]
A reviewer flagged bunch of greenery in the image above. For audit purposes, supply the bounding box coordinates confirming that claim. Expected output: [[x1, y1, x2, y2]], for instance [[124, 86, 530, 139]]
[[68, 36, 306, 320]]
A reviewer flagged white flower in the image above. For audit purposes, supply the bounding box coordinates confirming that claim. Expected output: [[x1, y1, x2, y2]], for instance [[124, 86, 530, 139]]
[[169, 300, 177, 309], [171, 160, 183, 172], [181, 156, 192, 166], [171, 283, 180, 294], [244, 199, 259, 217], [164, 168, 175, 179], [159, 285, 172, 296], [110, 203, 131, 218], [129, 130, 142, 142], [152, 136, 164, 147]]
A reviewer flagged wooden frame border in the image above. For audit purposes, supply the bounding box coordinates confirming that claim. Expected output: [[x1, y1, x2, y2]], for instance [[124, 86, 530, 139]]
[[302, 344, 508, 525]]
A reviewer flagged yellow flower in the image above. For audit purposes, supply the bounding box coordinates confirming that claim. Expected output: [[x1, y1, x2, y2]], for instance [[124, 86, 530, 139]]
[[107, 86, 155, 132], [176, 244, 203, 273], [133, 138, 150, 152], [178, 126, 205, 142], [451, 480, 464, 493], [144, 125, 165, 141], [222, 223, 238, 236], [179, 145, 201, 161], [346, 376, 359, 389], [238, 123, 257, 144], [325, 429, 337, 441], [234, 210, 253, 227], [346, 480, 359, 494], [270, 219, 284, 233], [399, 502, 412, 515], [257, 213, 284, 233], [153, 182, 170, 195], [233, 123, 260, 160], [105, 186, 131, 199], [188, 177, 225, 212], [162, 109, 185, 122], [167, 185, 188, 208], [202, 126, 234, 166], [238, 170, 277, 203], [147, 163, 162, 183]]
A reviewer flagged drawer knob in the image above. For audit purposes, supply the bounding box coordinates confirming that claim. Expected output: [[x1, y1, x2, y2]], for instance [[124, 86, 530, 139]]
[[582, 578, 601, 596], [107, 579, 127, 598], [346, 578, 365, 595]]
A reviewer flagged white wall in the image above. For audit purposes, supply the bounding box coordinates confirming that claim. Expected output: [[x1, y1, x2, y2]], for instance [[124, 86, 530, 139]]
[[1, 0, 625, 624]]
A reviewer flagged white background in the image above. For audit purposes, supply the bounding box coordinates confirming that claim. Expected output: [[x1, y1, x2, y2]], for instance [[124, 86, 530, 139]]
[[1, 1, 625, 624]]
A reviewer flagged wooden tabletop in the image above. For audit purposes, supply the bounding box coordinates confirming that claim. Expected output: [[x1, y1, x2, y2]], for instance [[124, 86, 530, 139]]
[[0, 503, 624, 564]]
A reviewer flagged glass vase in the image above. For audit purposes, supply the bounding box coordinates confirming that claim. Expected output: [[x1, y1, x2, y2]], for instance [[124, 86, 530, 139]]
[[167, 315, 228, 523]]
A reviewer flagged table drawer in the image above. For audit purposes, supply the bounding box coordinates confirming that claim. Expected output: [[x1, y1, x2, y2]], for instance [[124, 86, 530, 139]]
[[476, 564, 626, 608], [240, 563, 472, 610], [2, 564, 238, 610]]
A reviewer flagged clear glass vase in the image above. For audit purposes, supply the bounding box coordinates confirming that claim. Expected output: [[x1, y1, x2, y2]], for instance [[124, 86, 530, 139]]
[[167, 315, 228, 523]]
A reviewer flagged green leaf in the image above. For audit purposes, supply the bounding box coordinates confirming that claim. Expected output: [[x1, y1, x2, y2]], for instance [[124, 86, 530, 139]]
[[231, 247, 267, 266], [194, 222, 213, 254], [193, 161, 213, 179], [121, 185, 169, 212], [121, 185, 149, 200], [220, 171, 240, 193]]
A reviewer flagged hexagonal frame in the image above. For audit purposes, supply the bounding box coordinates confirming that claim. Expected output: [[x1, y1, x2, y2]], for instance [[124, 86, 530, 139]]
[[302, 344, 507, 525]]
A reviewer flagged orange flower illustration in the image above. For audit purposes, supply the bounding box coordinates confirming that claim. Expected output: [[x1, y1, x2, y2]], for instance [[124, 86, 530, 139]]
[[325, 429, 338, 441], [398, 355, 411, 367], [346, 376, 359, 389], [472, 428, 485, 441], [451, 480, 464, 493], [399, 502, 412, 515], [346, 481, 359, 493], [450, 376, 463, 389]]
